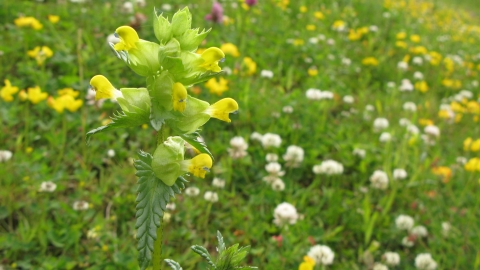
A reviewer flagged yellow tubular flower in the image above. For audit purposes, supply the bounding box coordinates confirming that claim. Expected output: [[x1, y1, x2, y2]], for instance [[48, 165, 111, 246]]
[[90, 75, 123, 100], [205, 98, 239, 122], [113, 26, 140, 51], [172, 82, 187, 112], [200, 47, 225, 72], [181, 153, 213, 178]]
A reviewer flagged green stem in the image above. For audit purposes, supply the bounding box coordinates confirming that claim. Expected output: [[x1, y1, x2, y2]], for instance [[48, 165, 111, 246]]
[[152, 125, 166, 270], [53, 114, 67, 173]]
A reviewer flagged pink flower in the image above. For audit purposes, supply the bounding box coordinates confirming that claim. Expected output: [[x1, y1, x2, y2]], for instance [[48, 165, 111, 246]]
[[205, 2, 223, 23], [245, 0, 258, 6]]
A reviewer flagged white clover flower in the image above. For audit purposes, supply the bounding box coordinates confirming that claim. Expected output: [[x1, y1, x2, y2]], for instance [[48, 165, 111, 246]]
[[39, 181, 57, 192], [265, 162, 285, 177], [318, 34, 326, 40], [373, 118, 389, 132], [271, 178, 285, 191], [312, 160, 344, 175], [370, 170, 389, 190], [121, 1, 134, 13], [399, 79, 414, 91], [228, 136, 248, 159], [372, 263, 388, 270], [161, 3, 172, 11], [369, 25, 379, 32], [379, 132, 392, 143], [327, 54, 335, 61], [393, 168, 408, 180], [459, 90, 473, 99], [283, 145, 304, 168], [271, 112, 281, 118], [307, 245, 335, 265], [399, 118, 411, 126], [0, 150, 13, 162], [87, 228, 99, 239], [413, 71, 424, 80], [261, 133, 282, 148], [342, 58, 352, 66], [403, 102, 417, 112], [282, 106, 294, 113], [410, 225, 428, 237], [327, 38, 335, 45], [309, 37, 319, 44], [441, 221, 451, 236], [424, 125, 440, 138], [306, 88, 322, 100], [320, 91, 334, 99], [415, 253, 438, 270], [383, 12, 391, 18], [260, 69, 274, 79], [365, 104, 375, 111], [395, 214, 414, 230], [472, 80, 479, 87], [266, 153, 278, 162], [273, 202, 298, 227], [73, 200, 89, 211], [456, 157, 467, 165], [343, 95, 354, 104], [397, 61, 409, 71], [383, 252, 400, 266], [107, 149, 115, 158], [402, 236, 415, 247], [387, 82, 396, 88], [107, 33, 120, 44], [413, 56, 423, 65], [166, 203, 176, 211], [353, 148, 366, 159], [212, 177, 226, 189], [204, 191, 219, 203], [185, 187, 200, 197], [250, 132, 263, 141]]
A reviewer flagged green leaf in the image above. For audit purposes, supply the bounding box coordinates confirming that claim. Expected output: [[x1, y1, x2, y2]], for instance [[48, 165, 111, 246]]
[[135, 151, 188, 270], [171, 7, 192, 37], [191, 245, 216, 269], [176, 28, 211, 51], [217, 231, 226, 253], [164, 259, 183, 270], [179, 131, 214, 161], [179, 71, 223, 87], [153, 9, 172, 44]]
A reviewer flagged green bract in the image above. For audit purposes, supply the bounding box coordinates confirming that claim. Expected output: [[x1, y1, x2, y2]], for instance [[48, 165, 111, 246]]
[[151, 136, 185, 186]]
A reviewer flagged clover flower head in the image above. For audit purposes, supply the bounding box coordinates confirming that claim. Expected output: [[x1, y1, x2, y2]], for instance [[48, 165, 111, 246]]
[[205, 98, 238, 122], [393, 168, 408, 180], [372, 263, 388, 270], [283, 145, 304, 168], [185, 186, 200, 197], [395, 214, 414, 230], [113, 26, 140, 51], [379, 132, 392, 143], [0, 150, 13, 162], [312, 160, 344, 175], [73, 200, 89, 211], [415, 253, 437, 270], [200, 47, 225, 72], [261, 133, 282, 148], [370, 170, 389, 189], [410, 225, 428, 237], [383, 252, 400, 266], [39, 181, 57, 192], [307, 245, 335, 265], [181, 153, 213, 178], [172, 82, 187, 112], [204, 191, 219, 202], [90, 75, 123, 101], [273, 202, 298, 227], [212, 177, 226, 188]]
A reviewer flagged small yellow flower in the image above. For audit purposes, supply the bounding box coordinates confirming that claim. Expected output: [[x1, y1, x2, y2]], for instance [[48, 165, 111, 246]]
[[306, 24, 316, 31], [418, 118, 433, 126], [205, 77, 229, 96], [57, 88, 80, 98], [243, 57, 257, 75], [293, 39, 305, 46], [415, 81, 429, 93], [308, 67, 318, 76], [14, 16, 43, 30], [410, 46, 427, 55], [395, 41, 408, 48], [429, 51, 442, 65], [26, 147, 33, 154], [19, 90, 28, 101], [314, 11, 325, 20], [465, 157, 480, 172], [27, 46, 53, 65], [298, 256, 315, 270], [300, 6, 308, 13], [362, 57, 379, 66], [205, 98, 239, 122], [48, 15, 60, 24], [470, 139, 480, 152], [220, 43, 240, 57], [0, 80, 19, 102], [396, 32, 406, 39], [172, 82, 187, 112], [48, 95, 83, 113], [27, 86, 48, 104], [181, 153, 213, 178], [113, 26, 140, 51], [432, 166, 452, 183], [464, 137, 472, 151], [89, 75, 123, 100], [200, 47, 225, 72], [410, 34, 421, 43], [332, 20, 346, 31]]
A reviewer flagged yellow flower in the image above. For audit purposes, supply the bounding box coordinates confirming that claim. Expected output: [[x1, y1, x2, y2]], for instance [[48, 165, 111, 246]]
[[396, 32, 406, 39], [464, 137, 473, 151], [14, 16, 43, 30], [362, 57, 379, 66], [48, 95, 83, 113], [299, 256, 315, 270], [113, 26, 140, 51], [205, 98, 239, 122], [308, 68, 318, 76], [181, 153, 213, 178], [415, 81, 428, 93], [332, 20, 346, 31], [432, 166, 452, 183], [27, 46, 53, 65], [395, 41, 407, 48], [410, 34, 421, 43], [470, 139, 480, 152], [205, 77, 229, 96], [465, 158, 480, 172], [293, 39, 305, 46], [48, 15, 60, 24], [438, 109, 452, 119], [27, 86, 48, 104], [243, 57, 257, 75], [467, 101, 480, 114], [57, 88, 80, 98], [220, 43, 240, 58], [0, 80, 19, 102], [348, 29, 362, 41], [306, 24, 316, 31], [200, 47, 225, 72], [300, 6, 307, 13], [172, 82, 187, 112], [410, 46, 427, 55], [314, 11, 325, 20], [89, 75, 123, 100], [418, 118, 433, 126], [429, 51, 442, 65]]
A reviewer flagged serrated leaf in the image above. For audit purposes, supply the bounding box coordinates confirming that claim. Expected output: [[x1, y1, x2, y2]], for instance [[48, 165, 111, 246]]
[[164, 259, 183, 270], [180, 132, 214, 161], [217, 231, 226, 253], [135, 151, 188, 270], [191, 245, 216, 268]]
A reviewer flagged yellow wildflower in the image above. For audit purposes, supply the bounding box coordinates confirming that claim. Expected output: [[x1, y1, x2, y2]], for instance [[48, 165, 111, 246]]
[[348, 29, 362, 41], [48, 95, 83, 113], [180, 153, 213, 178], [172, 82, 187, 112], [465, 158, 480, 172], [432, 166, 452, 183], [14, 16, 43, 30], [467, 101, 480, 114], [308, 68, 318, 76], [220, 43, 240, 58], [0, 80, 19, 102], [300, 6, 307, 13], [470, 139, 480, 152], [332, 20, 346, 31], [450, 101, 465, 113], [442, 79, 461, 89], [438, 109, 452, 119], [429, 51, 442, 65], [18, 90, 28, 101], [113, 26, 139, 51], [293, 39, 305, 46], [299, 256, 315, 270], [396, 41, 408, 48], [410, 46, 427, 55], [396, 32, 406, 39], [410, 34, 421, 43], [306, 24, 316, 31], [415, 81, 429, 93], [418, 118, 433, 126], [27, 46, 53, 65], [205, 77, 229, 96], [314, 11, 325, 20], [243, 57, 257, 75], [26, 86, 48, 104], [48, 15, 60, 24], [362, 57, 379, 66], [464, 137, 474, 151], [89, 75, 123, 100], [205, 98, 239, 123], [200, 47, 225, 72], [57, 88, 80, 98]]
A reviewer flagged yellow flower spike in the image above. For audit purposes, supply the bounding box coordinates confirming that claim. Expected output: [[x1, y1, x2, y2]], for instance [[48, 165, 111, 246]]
[[172, 82, 187, 112], [205, 98, 239, 123], [200, 47, 225, 72], [89, 75, 123, 100], [182, 153, 213, 178], [113, 26, 140, 51], [27, 86, 48, 104]]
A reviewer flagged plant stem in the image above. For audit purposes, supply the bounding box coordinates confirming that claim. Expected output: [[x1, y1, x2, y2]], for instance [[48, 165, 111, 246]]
[[152, 125, 166, 270]]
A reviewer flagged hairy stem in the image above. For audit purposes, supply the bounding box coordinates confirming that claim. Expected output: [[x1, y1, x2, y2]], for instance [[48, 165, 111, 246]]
[[152, 125, 166, 270]]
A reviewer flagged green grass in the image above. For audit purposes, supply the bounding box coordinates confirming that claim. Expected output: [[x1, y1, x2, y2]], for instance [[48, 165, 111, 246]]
[[1, 0, 480, 269]]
